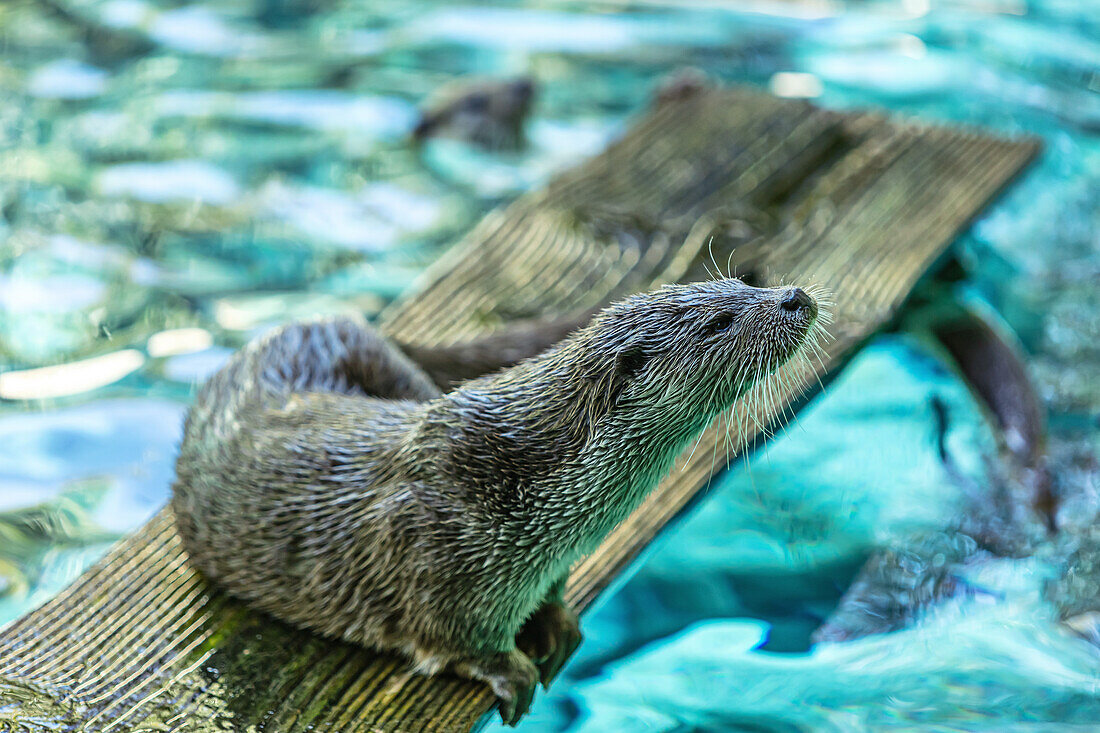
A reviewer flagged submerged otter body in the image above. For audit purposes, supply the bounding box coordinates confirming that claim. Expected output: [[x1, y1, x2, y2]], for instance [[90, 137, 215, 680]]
[[172, 278, 818, 723]]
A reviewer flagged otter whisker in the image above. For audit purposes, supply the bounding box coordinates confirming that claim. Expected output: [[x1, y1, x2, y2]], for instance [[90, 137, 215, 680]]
[[770, 366, 798, 437], [719, 360, 751, 463], [764, 364, 785, 438], [683, 416, 711, 467], [706, 236, 723, 283]]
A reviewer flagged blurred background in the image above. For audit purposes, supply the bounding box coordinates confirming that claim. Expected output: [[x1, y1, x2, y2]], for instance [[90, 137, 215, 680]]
[[0, 0, 1097, 730]]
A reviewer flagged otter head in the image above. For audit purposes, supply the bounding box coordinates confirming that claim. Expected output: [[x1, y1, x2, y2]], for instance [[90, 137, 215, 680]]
[[572, 278, 820, 446], [433, 278, 822, 531], [412, 77, 536, 146]]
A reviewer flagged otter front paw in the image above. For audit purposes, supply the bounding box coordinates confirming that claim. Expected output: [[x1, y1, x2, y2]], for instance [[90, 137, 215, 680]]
[[516, 600, 583, 688], [454, 648, 539, 727]]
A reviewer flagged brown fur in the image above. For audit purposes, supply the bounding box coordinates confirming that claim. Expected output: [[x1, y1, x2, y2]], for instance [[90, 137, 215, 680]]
[[171, 278, 817, 724]]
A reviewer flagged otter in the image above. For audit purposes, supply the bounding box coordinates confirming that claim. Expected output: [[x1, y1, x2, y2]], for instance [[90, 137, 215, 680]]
[[653, 67, 711, 109], [171, 278, 820, 725], [412, 76, 536, 150], [812, 276, 1054, 645]]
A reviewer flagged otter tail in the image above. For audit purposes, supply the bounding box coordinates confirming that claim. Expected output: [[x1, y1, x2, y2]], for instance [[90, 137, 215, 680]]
[[392, 307, 598, 390], [186, 316, 443, 441]]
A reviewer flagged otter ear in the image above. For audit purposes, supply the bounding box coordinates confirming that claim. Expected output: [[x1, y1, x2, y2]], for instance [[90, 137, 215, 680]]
[[578, 344, 647, 407], [615, 346, 648, 380], [606, 345, 648, 407]]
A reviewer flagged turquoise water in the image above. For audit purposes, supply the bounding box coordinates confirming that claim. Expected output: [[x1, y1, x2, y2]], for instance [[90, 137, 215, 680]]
[[1, 0, 1098, 730]]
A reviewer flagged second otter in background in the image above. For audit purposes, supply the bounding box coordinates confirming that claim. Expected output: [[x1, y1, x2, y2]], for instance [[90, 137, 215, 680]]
[[412, 76, 536, 150]]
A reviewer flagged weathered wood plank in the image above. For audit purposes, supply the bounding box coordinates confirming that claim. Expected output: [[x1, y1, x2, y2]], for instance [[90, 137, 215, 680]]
[[0, 87, 1038, 732]]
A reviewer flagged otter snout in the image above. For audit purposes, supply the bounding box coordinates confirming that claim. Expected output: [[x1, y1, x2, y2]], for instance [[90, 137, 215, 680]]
[[510, 77, 535, 102], [780, 287, 818, 321]]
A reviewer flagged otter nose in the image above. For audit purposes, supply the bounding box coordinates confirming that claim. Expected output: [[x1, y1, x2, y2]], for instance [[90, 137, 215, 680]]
[[780, 288, 813, 312]]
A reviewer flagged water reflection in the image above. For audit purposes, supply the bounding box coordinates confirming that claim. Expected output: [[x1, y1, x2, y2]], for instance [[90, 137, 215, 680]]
[[146, 327, 213, 358], [0, 349, 145, 400], [95, 160, 242, 205]]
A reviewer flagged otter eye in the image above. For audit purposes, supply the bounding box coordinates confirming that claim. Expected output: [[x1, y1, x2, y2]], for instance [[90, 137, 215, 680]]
[[704, 314, 735, 335]]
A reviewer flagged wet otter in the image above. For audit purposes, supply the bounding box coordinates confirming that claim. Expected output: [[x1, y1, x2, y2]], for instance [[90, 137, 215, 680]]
[[412, 76, 536, 150], [653, 67, 711, 108], [171, 278, 820, 725], [812, 281, 1054, 645]]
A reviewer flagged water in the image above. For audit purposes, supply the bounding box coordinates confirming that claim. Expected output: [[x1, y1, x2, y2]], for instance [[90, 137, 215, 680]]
[[1, 0, 1097, 730]]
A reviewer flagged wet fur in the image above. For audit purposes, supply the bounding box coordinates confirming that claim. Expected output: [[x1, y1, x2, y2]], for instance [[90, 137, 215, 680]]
[[172, 278, 816, 722]]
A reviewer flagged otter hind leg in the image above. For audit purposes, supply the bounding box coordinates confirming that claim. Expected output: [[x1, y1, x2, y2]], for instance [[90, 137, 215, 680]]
[[451, 648, 539, 727]]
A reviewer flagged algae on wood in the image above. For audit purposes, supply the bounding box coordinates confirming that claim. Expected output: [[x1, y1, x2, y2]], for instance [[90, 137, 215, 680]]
[[0, 88, 1038, 732]]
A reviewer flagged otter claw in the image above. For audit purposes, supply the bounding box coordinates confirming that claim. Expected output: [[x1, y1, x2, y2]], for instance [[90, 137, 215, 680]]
[[517, 601, 583, 688], [539, 627, 582, 688], [498, 672, 537, 727], [491, 654, 538, 726], [453, 648, 538, 726]]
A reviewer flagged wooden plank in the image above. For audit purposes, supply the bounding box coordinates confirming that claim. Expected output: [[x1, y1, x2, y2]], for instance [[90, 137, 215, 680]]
[[0, 87, 1038, 732]]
